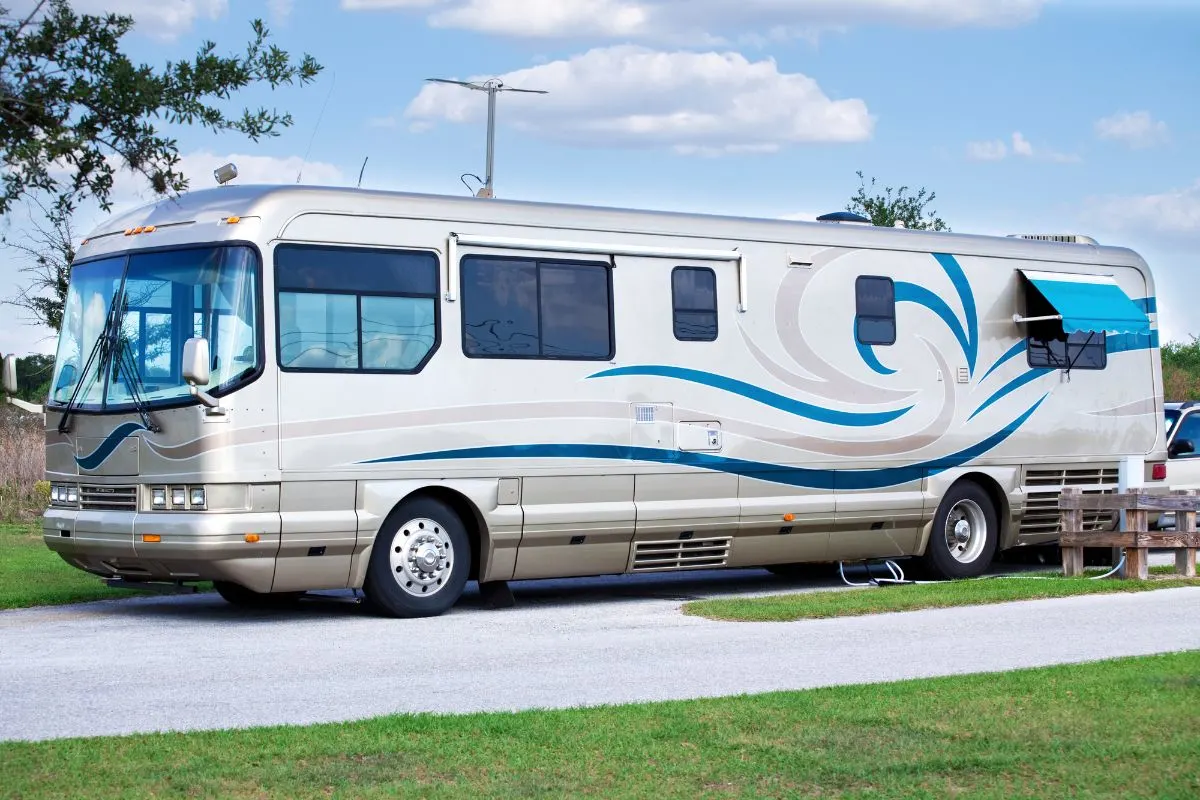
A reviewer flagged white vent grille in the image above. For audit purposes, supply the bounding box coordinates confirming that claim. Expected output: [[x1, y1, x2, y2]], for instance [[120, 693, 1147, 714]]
[[1011, 233, 1098, 245], [79, 485, 138, 511], [1020, 468, 1118, 536], [633, 537, 731, 572]]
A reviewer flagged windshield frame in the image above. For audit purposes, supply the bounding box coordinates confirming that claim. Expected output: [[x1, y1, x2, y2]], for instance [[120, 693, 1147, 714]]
[[46, 240, 266, 415]]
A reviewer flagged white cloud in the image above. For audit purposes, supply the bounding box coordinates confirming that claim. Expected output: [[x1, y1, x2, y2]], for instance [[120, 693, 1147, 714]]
[[965, 131, 1079, 163], [8, 0, 228, 40], [403, 46, 873, 155], [1095, 111, 1170, 149], [267, 0, 295, 24], [341, 0, 1046, 42], [967, 139, 1008, 161], [1087, 179, 1200, 237]]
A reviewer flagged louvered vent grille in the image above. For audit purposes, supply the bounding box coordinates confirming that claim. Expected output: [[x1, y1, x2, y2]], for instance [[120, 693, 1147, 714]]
[[1020, 468, 1118, 536], [79, 485, 138, 512], [632, 537, 731, 572]]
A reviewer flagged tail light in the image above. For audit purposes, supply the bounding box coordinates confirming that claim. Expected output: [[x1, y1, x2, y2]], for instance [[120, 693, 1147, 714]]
[[1152, 463, 1167, 481]]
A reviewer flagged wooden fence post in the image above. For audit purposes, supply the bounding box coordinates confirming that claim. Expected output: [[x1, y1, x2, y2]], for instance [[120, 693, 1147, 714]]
[[1060, 487, 1084, 577], [1125, 502, 1150, 580], [1175, 489, 1198, 578]]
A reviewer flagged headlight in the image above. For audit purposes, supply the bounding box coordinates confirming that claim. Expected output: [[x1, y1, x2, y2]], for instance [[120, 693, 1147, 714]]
[[50, 486, 61, 503], [66, 487, 78, 504], [152, 487, 166, 508], [171, 487, 187, 508], [189, 488, 206, 509]]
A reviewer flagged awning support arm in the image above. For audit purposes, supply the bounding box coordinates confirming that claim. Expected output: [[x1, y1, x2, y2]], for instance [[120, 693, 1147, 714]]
[[1012, 314, 1063, 324]]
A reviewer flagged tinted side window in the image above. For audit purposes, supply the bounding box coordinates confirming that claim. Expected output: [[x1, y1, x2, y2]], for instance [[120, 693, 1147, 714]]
[[1028, 331, 1107, 370], [855, 276, 896, 346], [276, 244, 439, 372], [672, 267, 717, 341], [1172, 413, 1200, 458], [461, 256, 613, 360]]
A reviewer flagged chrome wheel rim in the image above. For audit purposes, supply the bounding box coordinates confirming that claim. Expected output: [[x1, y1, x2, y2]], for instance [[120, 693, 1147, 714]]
[[944, 499, 987, 564], [388, 517, 454, 597]]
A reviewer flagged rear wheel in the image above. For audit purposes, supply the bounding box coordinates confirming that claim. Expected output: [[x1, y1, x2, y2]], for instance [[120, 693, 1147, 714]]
[[363, 496, 471, 618], [917, 482, 998, 579], [213, 581, 305, 608]]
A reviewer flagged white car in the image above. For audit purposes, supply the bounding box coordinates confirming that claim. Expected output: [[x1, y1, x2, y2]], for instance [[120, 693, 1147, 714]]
[[1155, 402, 1200, 528]]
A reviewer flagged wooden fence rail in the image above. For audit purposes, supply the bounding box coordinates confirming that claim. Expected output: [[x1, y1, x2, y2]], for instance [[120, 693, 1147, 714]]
[[1058, 487, 1199, 579]]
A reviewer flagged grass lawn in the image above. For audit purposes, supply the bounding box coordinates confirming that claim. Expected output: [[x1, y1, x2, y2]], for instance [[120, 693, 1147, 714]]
[[684, 574, 1200, 622], [0, 519, 166, 609], [2, 651, 1198, 799]]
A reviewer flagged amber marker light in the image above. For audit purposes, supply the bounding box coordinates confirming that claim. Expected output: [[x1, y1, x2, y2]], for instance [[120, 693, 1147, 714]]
[[783, 514, 795, 522], [244, 534, 261, 543], [142, 534, 162, 543]]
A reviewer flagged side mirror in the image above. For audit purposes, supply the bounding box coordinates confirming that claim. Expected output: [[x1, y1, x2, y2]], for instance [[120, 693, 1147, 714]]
[[1, 353, 17, 395], [182, 337, 211, 387], [182, 337, 223, 413], [1169, 438, 1195, 458]]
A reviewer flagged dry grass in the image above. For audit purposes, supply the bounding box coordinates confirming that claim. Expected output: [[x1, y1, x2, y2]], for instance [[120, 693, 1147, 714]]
[[0, 405, 47, 522]]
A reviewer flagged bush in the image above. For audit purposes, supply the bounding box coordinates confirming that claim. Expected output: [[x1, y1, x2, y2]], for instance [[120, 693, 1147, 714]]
[[0, 406, 46, 522]]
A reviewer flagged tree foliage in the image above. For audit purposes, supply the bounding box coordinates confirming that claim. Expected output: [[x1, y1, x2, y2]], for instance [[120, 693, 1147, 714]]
[[2, 193, 74, 331], [12, 353, 53, 402], [847, 170, 949, 231], [0, 0, 323, 217], [1161, 337, 1200, 401]]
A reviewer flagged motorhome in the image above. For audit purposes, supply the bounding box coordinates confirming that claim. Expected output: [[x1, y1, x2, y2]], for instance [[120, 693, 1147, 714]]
[[2, 184, 1167, 617]]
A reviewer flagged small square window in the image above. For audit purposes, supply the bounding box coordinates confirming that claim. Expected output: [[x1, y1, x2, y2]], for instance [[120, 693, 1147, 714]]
[[672, 267, 717, 342], [855, 276, 896, 346]]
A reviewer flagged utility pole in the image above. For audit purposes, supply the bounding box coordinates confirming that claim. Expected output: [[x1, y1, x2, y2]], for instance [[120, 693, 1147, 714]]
[[425, 77, 548, 198]]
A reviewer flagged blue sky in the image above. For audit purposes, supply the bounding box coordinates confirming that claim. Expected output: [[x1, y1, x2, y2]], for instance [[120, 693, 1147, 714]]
[[2, 0, 1198, 356]]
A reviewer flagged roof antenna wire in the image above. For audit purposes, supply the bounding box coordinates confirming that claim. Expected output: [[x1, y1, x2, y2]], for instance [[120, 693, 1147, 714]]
[[297, 71, 337, 184]]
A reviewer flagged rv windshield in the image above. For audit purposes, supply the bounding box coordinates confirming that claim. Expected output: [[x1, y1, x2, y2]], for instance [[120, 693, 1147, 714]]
[[48, 245, 260, 412]]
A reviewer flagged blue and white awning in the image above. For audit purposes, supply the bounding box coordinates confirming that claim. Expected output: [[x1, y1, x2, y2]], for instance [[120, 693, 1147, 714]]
[[1016, 269, 1151, 335]]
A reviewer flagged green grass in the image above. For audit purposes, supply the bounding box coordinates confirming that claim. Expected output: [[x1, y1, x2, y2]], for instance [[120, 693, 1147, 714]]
[[3, 651, 1198, 799], [0, 520, 161, 609], [684, 575, 1200, 622]]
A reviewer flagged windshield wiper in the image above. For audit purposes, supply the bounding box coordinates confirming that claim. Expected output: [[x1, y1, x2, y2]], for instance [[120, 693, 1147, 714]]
[[56, 291, 122, 434], [112, 325, 161, 433], [56, 290, 160, 434]]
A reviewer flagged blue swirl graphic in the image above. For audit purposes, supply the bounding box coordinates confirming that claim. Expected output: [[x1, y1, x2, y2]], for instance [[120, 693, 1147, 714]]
[[587, 365, 912, 427], [854, 320, 896, 376], [969, 369, 1053, 422], [979, 340, 1028, 383], [361, 398, 1046, 491], [75, 422, 147, 471]]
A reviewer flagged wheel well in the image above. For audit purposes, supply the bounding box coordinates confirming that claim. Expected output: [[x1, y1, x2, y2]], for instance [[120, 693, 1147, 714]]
[[393, 487, 486, 581], [953, 473, 1012, 550]]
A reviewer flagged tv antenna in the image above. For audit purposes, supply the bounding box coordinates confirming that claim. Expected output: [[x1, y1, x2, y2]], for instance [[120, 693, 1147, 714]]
[[425, 77, 548, 198]]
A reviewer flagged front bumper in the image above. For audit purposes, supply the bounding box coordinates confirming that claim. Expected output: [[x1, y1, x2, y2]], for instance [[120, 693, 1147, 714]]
[[43, 507, 282, 593]]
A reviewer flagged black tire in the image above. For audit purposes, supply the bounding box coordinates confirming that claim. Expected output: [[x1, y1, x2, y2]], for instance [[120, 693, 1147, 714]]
[[917, 482, 999, 580], [362, 496, 471, 618], [213, 581, 305, 608]]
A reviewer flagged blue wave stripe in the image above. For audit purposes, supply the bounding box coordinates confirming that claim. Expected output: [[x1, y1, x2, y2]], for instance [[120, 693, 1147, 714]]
[[1107, 331, 1159, 354], [361, 398, 1045, 491], [895, 282, 972, 369], [969, 369, 1052, 422], [1133, 296, 1157, 314], [587, 366, 912, 427], [979, 340, 1028, 383], [854, 319, 896, 376], [932, 253, 979, 374], [75, 422, 147, 471]]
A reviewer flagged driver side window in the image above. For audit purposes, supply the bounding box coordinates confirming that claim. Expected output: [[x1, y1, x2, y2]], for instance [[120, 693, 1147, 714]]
[[1172, 412, 1200, 459]]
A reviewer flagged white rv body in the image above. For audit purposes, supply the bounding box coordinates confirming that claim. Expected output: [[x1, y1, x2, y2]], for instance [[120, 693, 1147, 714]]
[[38, 185, 1166, 616]]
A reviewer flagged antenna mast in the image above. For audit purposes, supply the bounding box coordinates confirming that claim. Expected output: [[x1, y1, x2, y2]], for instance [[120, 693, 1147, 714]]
[[424, 77, 548, 198]]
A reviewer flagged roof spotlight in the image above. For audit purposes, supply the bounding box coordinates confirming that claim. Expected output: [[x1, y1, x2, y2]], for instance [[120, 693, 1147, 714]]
[[214, 163, 238, 185]]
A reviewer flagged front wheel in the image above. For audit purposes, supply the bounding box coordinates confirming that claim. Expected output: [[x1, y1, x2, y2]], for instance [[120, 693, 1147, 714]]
[[917, 483, 998, 579], [362, 496, 471, 618]]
